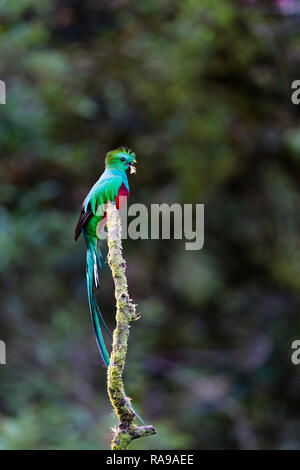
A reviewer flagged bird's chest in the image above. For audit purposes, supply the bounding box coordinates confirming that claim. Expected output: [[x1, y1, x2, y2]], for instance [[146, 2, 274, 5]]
[[115, 183, 129, 210]]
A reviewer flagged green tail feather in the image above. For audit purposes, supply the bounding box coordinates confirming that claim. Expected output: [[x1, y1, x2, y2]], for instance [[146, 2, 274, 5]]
[[83, 230, 145, 425], [84, 231, 110, 367]]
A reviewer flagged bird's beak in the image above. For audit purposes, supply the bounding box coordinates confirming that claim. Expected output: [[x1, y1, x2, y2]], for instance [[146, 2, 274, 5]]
[[130, 160, 137, 174]]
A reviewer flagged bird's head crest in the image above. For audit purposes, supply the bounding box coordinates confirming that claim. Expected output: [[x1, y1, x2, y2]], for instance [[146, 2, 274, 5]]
[[105, 147, 137, 174]]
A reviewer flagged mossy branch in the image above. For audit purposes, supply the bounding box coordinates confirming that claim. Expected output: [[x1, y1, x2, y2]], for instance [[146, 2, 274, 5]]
[[106, 201, 156, 450]]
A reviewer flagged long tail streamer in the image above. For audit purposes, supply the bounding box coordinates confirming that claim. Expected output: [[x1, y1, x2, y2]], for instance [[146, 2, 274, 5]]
[[83, 230, 145, 424]]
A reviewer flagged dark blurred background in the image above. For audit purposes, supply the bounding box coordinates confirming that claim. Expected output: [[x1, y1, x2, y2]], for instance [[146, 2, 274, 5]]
[[1, 0, 300, 450]]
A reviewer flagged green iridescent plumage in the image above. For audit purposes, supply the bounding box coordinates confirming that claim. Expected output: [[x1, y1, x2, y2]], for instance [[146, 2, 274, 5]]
[[75, 148, 145, 424], [74, 148, 136, 366]]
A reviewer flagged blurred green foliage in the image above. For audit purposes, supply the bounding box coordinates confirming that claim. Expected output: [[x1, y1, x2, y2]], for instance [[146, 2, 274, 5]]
[[1, 0, 300, 449]]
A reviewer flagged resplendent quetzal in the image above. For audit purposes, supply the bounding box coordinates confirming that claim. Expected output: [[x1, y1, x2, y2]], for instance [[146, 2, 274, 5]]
[[74, 147, 137, 367]]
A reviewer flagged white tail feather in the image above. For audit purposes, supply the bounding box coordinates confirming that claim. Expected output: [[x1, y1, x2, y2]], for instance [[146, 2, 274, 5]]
[[93, 252, 99, 289]]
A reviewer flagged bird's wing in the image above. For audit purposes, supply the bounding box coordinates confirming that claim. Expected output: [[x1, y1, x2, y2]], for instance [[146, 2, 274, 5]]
[[74, 175, 123, 241], [74, 204, 93, 241]]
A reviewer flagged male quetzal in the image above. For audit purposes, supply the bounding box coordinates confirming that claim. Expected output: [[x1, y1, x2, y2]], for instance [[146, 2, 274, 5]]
[[74, 147, 136, 367]]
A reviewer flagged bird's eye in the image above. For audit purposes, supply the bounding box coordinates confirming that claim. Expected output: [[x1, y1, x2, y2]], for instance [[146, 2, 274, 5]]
[[120, 157, 126, 162]]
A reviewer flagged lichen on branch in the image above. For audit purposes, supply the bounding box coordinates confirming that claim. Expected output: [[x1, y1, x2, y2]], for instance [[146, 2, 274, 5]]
[[106, 201, 156, 450]]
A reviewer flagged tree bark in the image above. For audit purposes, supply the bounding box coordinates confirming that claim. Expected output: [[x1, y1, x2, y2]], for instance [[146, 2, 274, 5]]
[[106, 201, 156, 450]]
